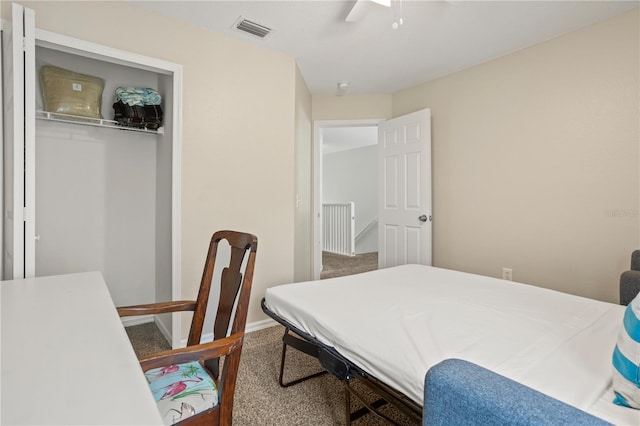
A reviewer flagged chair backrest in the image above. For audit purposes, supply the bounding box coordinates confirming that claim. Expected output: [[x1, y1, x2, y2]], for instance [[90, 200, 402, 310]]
[[187, 231, 257, 375], [186, 230, 257, 345]]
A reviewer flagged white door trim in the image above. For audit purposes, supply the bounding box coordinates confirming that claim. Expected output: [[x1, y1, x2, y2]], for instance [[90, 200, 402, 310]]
[[24, 7, 36, 278], [0, 18, 4, 280], [312, 119, 383, 280]]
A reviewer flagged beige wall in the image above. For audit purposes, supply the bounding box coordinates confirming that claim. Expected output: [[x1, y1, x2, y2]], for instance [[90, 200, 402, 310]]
[[294, 65, 312, 282], [3, 1, 298, 330], [392, 9, 640, 303], [312, 94, 392, 121], [3, 1, 637, 335]]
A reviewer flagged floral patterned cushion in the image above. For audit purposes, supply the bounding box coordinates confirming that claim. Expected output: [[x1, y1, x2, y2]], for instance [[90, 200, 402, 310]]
[[145, 361, 219, 425]]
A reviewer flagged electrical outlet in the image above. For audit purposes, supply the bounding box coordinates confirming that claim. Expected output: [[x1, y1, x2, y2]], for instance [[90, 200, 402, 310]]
[[502, 268, 513, 281]]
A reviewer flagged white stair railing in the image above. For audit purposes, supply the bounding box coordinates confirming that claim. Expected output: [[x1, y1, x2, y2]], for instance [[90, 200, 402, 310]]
[[322, 202, 355, 256]]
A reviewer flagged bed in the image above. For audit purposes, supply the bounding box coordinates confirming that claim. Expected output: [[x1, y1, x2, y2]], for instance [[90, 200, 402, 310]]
[[262, 264, 640, 425]]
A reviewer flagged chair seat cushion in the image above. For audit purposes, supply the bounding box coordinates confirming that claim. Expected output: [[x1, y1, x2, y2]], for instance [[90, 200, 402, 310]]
[[145, 361, 219, 425]]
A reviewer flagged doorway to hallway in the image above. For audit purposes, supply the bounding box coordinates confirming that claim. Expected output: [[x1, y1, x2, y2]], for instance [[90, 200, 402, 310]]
[[314, 120, 381, 279]]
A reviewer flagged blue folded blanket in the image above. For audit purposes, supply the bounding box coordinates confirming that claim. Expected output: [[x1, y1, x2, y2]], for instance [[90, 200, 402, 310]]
[[115, 87, 161, 106]]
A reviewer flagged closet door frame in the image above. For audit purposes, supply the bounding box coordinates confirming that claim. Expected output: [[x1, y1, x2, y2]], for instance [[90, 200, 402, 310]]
[[4, 4, 183, 349], [0, 6, 34, 281], [35, 29, 184, 349]]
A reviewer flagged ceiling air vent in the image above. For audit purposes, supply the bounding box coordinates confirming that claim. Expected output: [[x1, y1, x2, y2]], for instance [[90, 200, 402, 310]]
[[234, 17, 272, 38]]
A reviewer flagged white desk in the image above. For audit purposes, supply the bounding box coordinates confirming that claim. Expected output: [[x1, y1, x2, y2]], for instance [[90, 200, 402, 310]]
[[1, 272, 163, 425]]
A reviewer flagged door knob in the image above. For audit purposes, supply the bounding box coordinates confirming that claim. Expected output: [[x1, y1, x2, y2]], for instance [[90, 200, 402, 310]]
[[418, 215, 428, 222]]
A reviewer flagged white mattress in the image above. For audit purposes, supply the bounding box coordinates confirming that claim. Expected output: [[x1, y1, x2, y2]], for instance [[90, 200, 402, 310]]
[[264, 264, 640, 425]]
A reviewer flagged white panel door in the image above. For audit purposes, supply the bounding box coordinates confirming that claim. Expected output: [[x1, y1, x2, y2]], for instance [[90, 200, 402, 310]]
[[378, 109, 431, 268], [2, 4, 36, 279]]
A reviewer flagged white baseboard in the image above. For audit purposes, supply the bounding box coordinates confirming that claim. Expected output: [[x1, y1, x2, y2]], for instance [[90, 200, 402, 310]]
[[121, 314, 154, 327], [155, 316, 172, 345], [246, 318, 277, 333], [179, 318, 278, 347], [124, 313, 277, 348], [121, 314, 173, 349]]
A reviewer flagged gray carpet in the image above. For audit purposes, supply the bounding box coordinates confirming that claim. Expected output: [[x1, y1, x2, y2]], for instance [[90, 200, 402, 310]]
[[127, 323, 415, 425], [321, 251, 378, 279], [125, 322, 171, 357]]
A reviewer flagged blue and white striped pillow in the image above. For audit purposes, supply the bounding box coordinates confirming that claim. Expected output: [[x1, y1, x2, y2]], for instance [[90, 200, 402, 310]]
[[613, 292, 640, 409]]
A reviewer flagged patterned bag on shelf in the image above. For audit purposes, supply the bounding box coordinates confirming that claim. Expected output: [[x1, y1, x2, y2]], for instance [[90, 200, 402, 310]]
[[39, 65, 104, 119]]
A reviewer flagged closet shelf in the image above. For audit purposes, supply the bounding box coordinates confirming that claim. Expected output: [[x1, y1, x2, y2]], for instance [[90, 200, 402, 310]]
[[36, 110, 164, 135]]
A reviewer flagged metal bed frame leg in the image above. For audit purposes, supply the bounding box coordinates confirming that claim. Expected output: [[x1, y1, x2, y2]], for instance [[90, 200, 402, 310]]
[[344, 382, 352, 426], [344, 379, 421, 426], [262, 300, 422, 425], [278, 327, 327, 387]]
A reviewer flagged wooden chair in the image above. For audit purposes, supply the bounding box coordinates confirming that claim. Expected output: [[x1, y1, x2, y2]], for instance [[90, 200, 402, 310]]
[[118, 230, 258, 425]]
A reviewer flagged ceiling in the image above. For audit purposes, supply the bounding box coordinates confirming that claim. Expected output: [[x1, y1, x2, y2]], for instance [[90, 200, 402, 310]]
[[132, 0, 638, 96]]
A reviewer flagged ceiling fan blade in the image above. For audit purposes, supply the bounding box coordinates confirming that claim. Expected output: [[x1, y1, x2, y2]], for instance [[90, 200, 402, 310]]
[[345, 0, 390, 22]]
